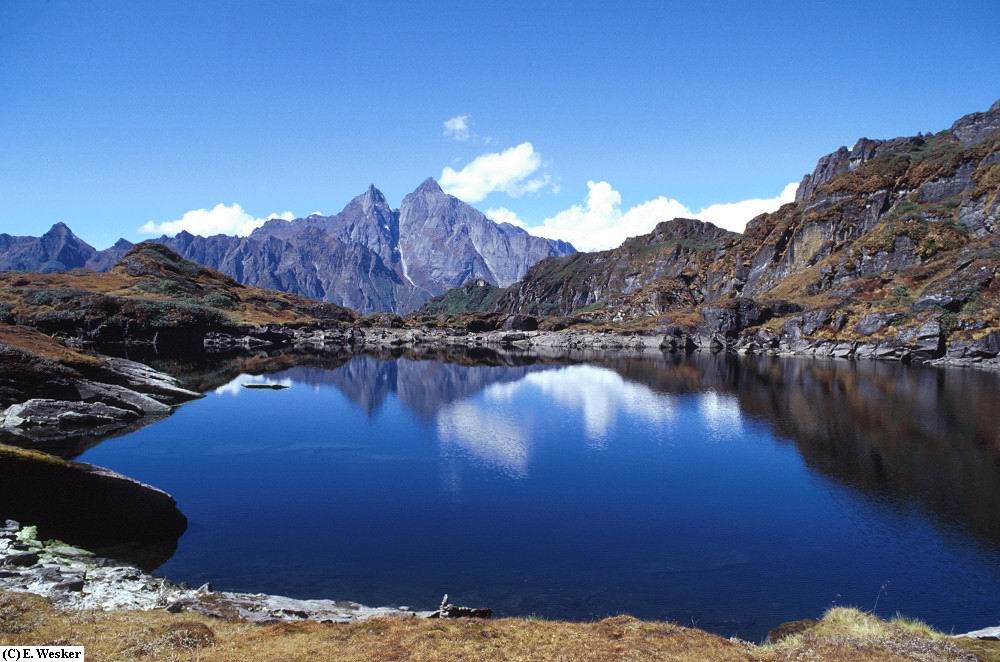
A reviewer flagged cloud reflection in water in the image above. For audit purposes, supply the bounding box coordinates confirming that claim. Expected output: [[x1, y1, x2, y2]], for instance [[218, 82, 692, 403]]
[[437, 364, 682, 475], [214, 373, 294, 396]]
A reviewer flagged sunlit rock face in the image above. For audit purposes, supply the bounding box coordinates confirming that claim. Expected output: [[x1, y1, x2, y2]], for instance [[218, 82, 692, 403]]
[[419, 101, 1000, 362], [153, 180, 572, 313], [398, 178, 573, 299]]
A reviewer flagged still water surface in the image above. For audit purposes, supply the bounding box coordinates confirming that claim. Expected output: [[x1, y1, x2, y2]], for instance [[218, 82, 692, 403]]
[[79, 351, 1000, 639]]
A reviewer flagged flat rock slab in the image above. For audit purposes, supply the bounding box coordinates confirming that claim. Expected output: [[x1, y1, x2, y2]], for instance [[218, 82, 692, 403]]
[[960, 626, 1000, 640]]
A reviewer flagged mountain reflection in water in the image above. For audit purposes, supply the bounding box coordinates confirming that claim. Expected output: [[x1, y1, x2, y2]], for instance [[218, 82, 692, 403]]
[[76, 350, 1000, 640]]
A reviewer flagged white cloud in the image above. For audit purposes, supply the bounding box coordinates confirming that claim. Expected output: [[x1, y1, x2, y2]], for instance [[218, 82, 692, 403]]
[[698, 391, 743, 437], [485, 207, 528, 229], [138, 204, 295, 237], [440, 142, 550, 203], [695, 182, 799, 232], [523, 181, 798, 252], [442, 114, 472, 141]]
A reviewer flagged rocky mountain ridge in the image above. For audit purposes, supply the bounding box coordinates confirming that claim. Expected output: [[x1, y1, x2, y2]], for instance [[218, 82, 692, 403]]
[[0, 179, 573, 314], [419, 99, 1000, 366]]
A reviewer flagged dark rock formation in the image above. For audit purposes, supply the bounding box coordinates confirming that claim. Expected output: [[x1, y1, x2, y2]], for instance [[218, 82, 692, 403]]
[[699, 299, 771, 338], [0, 447, 187, 569]]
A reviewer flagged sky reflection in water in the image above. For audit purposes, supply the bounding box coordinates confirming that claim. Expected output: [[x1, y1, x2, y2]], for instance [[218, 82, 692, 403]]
[[78, 353, 1000, 640]]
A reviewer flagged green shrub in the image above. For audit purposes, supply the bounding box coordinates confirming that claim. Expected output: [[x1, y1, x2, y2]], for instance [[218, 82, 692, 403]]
[[137, 279, 186, 296], [201, 292, 238, 309]]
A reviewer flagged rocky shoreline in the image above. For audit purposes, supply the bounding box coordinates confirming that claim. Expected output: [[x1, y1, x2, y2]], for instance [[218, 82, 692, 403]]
[[0, 520, 429, 623], [0, 351, 201, 449], [1, 519, 996, 642], [251, 323, 1000, 371], [1, 319, 996, 450]]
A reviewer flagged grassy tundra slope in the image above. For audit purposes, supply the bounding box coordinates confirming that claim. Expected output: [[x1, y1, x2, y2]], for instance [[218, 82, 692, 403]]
[[0, 242, 356, 346], [1, 592, 995, 661]]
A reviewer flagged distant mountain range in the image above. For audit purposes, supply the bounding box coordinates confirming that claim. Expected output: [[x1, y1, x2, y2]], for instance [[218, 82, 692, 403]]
[[0, 178, 573, 314]]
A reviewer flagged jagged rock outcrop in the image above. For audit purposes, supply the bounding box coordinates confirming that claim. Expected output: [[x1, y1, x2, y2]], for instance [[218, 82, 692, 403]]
[[950, 98, 1000, 146], [397, 178, 573, 298], [477, 218, 740, 319], [0, 325, 202, 448], [421, 99, 1000, 365]]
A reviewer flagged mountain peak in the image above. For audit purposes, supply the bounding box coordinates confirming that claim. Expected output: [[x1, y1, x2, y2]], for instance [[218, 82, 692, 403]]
[[342, 185, 392, 220], [950, 99, 1000, 146], [45, 222, 74, 236], [414, 177, 443, 195], [360, 184, 388, 205]]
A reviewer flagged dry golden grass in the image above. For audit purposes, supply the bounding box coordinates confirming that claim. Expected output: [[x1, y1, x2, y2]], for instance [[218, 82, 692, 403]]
[[761, 607, 985, 661], [0, 246, 356, 330], [2, 593, 995, 661], [0, 324, 103, 368], [0, 443, 78, 468]]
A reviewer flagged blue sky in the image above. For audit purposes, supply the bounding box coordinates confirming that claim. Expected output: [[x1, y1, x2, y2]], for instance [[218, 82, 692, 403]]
[[2, 1, 999, 250]]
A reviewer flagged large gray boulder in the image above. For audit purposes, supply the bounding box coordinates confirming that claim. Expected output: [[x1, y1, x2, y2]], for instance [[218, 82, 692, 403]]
[[1, 399, 138, 431]]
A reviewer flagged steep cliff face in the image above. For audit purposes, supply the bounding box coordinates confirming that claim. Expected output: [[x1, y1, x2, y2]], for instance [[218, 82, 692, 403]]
[[490, 218, 740, 318], [423, 100, 1000, 362], [397, 178, 574, 296], [735, 116, 999, 302], [157, 227, 407, 314], [161, 179, 573, 313]]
